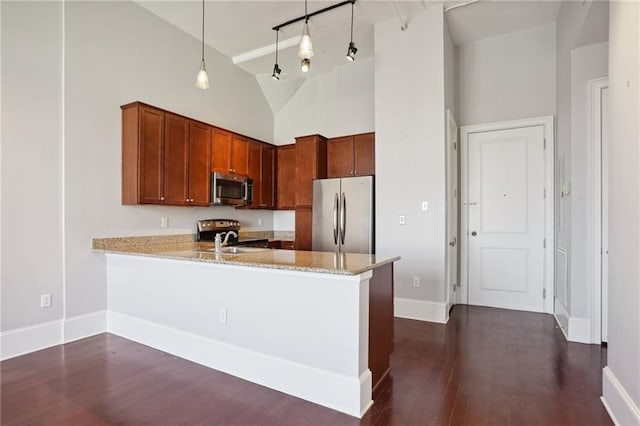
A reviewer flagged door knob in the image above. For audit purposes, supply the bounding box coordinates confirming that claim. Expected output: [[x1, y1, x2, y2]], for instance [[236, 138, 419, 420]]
[[449, 237, 457, 247], [471, 231, 477, 236]]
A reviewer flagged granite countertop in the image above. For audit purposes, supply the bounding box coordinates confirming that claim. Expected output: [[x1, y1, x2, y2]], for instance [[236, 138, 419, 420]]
[[92, 236, 398, 276]]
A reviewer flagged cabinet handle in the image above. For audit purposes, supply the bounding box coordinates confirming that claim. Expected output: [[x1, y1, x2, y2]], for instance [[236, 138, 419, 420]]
[[160, 196, 165, 201]]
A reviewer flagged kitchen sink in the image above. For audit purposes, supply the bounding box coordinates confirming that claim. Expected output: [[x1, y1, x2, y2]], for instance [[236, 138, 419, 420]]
[[195, 246, 269, 254]]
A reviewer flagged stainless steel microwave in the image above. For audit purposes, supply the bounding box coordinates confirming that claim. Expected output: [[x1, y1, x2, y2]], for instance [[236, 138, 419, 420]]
[[211, 172, 252, 206]]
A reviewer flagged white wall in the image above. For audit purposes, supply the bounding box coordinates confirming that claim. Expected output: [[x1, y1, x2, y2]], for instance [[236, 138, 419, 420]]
[[554, 1, 609, 337], [602, 1, 640, 423], [457, 24, 556, 126], [568, 42, 608, 320], [1, 2, 65, 330], [375, 7, 447, 304], [444, 18, 457, 118], [1, 1, 275, 332], [273, 57, 375, 146]]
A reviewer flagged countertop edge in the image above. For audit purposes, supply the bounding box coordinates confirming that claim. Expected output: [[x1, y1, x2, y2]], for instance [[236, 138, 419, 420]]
[[95, 246, 399, 276]]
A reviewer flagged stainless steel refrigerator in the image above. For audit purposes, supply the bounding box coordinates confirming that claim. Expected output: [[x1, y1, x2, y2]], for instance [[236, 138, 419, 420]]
[[312, 176, 374, 254]]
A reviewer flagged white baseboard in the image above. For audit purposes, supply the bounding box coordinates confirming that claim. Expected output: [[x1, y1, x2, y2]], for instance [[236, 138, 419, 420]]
[[394, 297, 448, 324], [1, 319, 62, 361], [602, 366, 640, 425], [1, 311, 108, 361], [107, 311, 370, 418], [568, 316, 592, 344], [64, 310, 107, 343]]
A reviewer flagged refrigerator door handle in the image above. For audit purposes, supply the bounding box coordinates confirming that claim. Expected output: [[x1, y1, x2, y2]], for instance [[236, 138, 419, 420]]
[[333, 193, 339, 245], [340, 192, 346, 245]]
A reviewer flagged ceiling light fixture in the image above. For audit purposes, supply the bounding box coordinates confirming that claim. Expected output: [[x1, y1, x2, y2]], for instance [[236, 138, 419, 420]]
[[195, 0, 209, 89], [346, 1, 357, 61], [272, 0, 356, 76], [272, 30, 282, 80], [298, 0, 314, 72]]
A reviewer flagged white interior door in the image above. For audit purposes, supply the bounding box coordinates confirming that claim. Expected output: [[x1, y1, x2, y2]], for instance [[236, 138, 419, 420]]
[[446, 110, 459, 312], [468, 126, 545, 312], [601, 87, 609, 343]]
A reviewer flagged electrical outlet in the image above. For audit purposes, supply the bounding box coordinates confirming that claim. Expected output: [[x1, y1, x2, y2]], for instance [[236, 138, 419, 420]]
[[258, 217, 263, 226], [161, 217, 168, 228], [421, 201, 429, 211], [399, 215, 406, 225], [40, 294, 52, 308], [219, 308, 227, 324], [413, 277, 420, 288]]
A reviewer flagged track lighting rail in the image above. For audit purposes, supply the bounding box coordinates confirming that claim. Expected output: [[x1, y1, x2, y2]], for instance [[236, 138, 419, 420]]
[[272, 0, 355, 31]]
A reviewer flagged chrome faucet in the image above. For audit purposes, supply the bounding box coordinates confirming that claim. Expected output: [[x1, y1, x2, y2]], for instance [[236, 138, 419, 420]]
[[214, 231, 238, 253]]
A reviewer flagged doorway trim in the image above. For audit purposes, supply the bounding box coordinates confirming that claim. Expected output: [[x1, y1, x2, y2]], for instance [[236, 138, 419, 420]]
[[587, 77, 608, 344], [460, 116, 555, 314]]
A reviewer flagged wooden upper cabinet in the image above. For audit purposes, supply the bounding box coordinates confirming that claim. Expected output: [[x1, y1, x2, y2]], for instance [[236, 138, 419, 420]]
[[231, 135, 249, 176], [295, 135, 327, 208], [212, 128, 232, 173], [163, 113, 190, 205], [188, 121, 212, 206], [354, 132, 375, 176], [212, 128, 249, 176], [276, 145, 296, 210], [248, 141, 262, 206], [327, 136, 354, 178], [261, 145, 275, 208], [327, 132, 375, 178], [122, 102, 215, 207], [122, 103, 164, 205]]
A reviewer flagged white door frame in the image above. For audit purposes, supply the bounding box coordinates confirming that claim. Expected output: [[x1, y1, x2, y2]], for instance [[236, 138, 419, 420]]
[[587, 77, 608, 344], [460, 116, 555, 314], [445, 109, 459, 316]]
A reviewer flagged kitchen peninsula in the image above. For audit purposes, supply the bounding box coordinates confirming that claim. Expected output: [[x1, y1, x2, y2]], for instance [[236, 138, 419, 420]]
[[95, 236, 398, 418]]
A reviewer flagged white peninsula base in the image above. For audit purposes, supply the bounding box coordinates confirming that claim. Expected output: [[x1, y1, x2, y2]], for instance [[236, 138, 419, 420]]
[[105, 254, 374, 417]]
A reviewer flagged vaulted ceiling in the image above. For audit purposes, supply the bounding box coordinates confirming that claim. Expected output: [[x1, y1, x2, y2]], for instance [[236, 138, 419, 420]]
[[136, 0, 564, 81]]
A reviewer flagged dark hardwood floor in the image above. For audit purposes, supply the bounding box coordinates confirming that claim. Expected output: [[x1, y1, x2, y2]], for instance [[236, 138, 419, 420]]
[[1, 306, 611, 425]]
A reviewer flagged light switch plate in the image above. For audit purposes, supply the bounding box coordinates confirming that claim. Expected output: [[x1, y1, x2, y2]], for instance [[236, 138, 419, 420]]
[[421, 201, 429, 211], [399, 215, 406, 225]]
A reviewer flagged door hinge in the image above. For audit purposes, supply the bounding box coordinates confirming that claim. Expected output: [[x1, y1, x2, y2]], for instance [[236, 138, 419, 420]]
[[544, 188, 546, 199], [543, 289, 547, 299], [454, 142, 457, 150], [543, 138, 546, 149], [543, 238, 547, 248]]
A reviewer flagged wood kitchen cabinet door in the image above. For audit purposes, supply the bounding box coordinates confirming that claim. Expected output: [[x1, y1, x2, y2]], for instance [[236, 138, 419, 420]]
[[295, 208, 313, 251], [261, 145, 275, 208], [248, 141, 262, 206], [295, 135, 327, 208], [212, 128, 232, 173], [136, 105, 165, 204], [188, 121, 211, 206], [354, 132, 375, 176], [163, 113, 190, 206], [276, 145, 296, 210], [231, 135, 249, 176], [327, 136, 354, 178]]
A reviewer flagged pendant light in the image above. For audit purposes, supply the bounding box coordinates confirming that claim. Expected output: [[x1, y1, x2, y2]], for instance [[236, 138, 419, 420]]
[[298, 0, 314, 72], [272, 30, 282, 80], [195, 0, 209, 89], [346, 1, 357, 61]]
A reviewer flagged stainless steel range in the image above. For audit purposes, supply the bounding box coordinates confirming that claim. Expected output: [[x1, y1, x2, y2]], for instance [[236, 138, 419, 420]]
[[196, 219, 268, 247]]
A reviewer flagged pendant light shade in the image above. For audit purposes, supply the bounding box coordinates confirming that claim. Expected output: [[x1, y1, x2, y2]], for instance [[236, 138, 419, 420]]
[[298, 21, 314, 59], [196, 60, 210, 89], [195, 0, 209, 90]]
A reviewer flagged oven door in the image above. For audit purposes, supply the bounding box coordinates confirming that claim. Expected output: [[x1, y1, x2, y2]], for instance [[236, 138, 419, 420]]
[[211, 172, 251, 206]]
